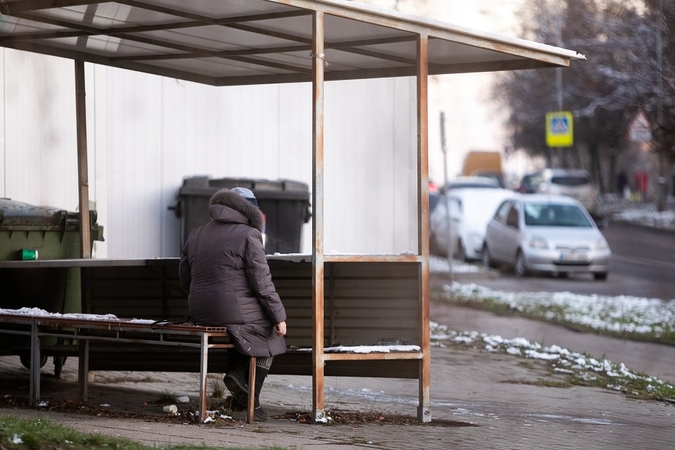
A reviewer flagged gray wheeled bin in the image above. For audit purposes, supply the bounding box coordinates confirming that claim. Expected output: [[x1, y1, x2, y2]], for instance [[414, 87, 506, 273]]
[[0, 198, 104, 374], [173, 176, 311, 254]]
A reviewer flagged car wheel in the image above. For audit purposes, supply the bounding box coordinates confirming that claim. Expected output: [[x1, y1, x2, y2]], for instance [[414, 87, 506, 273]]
[[594, 272, 608, 281], [429, 233, 442, 257], [481, 245, 495, 269], [514, 250, 529, 278]]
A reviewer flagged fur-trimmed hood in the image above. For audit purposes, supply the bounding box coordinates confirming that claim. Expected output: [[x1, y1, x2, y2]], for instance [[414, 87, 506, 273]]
[[208, 188, 264, 232]]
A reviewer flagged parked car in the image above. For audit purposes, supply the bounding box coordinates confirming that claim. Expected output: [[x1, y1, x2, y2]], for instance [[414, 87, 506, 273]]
[[430, 187, 517, 260], [516, 173, 542, 193], [442, 176, 500, 193], [482, 194, 611, 280], [537, 169, 598, 216]]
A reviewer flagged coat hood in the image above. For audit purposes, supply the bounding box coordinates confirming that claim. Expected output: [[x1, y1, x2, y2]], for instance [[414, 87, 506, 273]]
[[209, 188, 264, 232]]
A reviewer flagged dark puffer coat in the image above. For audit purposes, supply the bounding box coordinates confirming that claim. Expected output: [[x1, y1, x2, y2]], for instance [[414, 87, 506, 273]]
[[179, 189, 287, 357]]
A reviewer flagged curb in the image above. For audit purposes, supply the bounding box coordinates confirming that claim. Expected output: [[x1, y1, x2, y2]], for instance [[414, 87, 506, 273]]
[[608, 218, 675, 235]]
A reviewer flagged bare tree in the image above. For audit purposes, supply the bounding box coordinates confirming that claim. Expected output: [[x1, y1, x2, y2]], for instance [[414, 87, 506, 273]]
[[493, 0, 666, 194]]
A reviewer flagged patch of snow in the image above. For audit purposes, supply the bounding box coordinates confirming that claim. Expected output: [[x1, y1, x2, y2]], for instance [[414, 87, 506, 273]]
[[323, 345, 421, 353], [430, 256, 483, 274], [0, 307, 118, 321], [447, 282, 675, 331], [128, 318, 156, 324], [525, 349, 560, 361], [429, 323, 674, 392]]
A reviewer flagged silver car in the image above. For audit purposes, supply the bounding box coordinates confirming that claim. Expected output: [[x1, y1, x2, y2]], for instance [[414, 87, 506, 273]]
[[537, 169, 598, 216], [482, 194, 611, 280]]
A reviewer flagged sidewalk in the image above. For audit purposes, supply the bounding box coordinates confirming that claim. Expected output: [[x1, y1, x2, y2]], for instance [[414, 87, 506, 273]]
[[2, 300, 674, 449]]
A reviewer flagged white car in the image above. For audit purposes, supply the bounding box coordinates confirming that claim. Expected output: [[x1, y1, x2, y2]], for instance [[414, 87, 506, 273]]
[[430, 188, 518, 261], [482, 194, 611, 279]]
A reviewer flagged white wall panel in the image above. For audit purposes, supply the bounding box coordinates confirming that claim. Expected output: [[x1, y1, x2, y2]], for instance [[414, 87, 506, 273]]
[[1, 49, 419, 259], [0, 51, 4, 195], [324, 78, 416, 254], [104, 68, 163, 258], [1, 50, 79, 211], [91, 64, 109, 258]]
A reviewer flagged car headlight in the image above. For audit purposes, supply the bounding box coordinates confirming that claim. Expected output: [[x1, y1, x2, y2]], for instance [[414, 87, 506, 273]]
[[529, 236, 548, 249], [596, 238, 609, 250]]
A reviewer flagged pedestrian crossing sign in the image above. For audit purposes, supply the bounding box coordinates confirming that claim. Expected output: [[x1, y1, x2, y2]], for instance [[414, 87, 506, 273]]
[[546, 111, 573, 147]]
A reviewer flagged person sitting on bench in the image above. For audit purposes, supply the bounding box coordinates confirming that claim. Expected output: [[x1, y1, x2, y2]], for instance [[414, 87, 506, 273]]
[[179, 187, 288, 422]]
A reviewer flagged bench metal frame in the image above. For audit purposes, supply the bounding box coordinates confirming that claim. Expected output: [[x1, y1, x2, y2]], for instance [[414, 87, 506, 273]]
[[0, 312, 256, 423]]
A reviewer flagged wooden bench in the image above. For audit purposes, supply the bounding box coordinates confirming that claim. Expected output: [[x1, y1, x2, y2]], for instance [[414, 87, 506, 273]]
[[0, 311, 257, 423], [1, 256, 429, 421]]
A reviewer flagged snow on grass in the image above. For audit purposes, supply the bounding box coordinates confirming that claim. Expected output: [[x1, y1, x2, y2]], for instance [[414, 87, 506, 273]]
[[611, 203, 675, 230], [430, 321, 675, 401], [429, 257, 483, 274], [441, 282, 675, 339]]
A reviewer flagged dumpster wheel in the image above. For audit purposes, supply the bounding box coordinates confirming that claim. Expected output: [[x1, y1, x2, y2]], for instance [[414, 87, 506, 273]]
[[19, 353, 48, 370]]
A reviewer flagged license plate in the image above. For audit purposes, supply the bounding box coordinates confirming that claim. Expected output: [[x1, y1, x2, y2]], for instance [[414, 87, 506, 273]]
[[559, 252, 587, 262]]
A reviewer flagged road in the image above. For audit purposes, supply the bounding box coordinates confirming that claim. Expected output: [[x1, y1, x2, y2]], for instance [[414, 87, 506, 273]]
[[602, 222, 675, 300], [433, 220, 675, 392], [463, 221, 675, 301]]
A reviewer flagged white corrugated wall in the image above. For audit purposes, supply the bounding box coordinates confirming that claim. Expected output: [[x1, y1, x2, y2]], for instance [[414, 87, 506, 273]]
[[1, 48, 418, 258], [1, 51, 81, 211]]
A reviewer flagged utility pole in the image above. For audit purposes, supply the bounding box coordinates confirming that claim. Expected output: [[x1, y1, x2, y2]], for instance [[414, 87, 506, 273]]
[[656, 0, 667, 211], [556, 2, 565, 168], [440, 111, 453, 283]]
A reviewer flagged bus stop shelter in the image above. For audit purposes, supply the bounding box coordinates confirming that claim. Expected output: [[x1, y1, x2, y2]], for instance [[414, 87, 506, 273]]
[[0, 0, 584, 422]]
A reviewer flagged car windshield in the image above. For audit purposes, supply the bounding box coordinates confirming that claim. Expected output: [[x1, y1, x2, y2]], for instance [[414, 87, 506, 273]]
[[550, 175, 590, 187], [523, 203, 593, 227], [449, 182, 498, 189]]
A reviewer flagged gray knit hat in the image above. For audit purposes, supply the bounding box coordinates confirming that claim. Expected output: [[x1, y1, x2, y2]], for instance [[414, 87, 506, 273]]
[[231, 187, 258, 207]]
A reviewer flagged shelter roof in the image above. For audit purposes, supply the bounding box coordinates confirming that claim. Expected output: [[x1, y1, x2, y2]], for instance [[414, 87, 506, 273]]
[[0, 0, 585, 86]]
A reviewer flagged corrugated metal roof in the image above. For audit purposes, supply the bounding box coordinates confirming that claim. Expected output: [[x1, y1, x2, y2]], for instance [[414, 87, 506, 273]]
[[0, 0, 585, 86]]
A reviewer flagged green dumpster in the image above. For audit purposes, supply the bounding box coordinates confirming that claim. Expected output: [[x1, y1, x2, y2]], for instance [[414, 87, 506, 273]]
[[0, 198, 104, 374]]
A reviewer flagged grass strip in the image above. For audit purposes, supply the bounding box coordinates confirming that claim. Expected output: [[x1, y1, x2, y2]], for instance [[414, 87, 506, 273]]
[[430, 323, 675, 403], [432, 283, 675, 346], [0, 414, 283, 450]]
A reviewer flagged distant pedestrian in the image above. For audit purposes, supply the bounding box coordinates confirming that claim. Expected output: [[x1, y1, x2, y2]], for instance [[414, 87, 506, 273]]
[[617, 172, 628, 199], [634, 171, 649, 202], [179, 187, 287, 422]]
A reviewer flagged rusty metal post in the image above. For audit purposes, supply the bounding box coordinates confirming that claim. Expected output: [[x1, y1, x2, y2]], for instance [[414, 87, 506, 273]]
[[77, 339, 89, 402], [311, 10, 326, 423], [29, 321, 40, 405], [247, 357, 256, 423], [75, 60, 92, 258], [416, 33, 432, 423]]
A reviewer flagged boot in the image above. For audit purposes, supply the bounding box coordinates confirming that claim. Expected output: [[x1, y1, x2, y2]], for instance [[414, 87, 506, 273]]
[[224, 350, 249, 407], [253, 366, 270, 422]]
